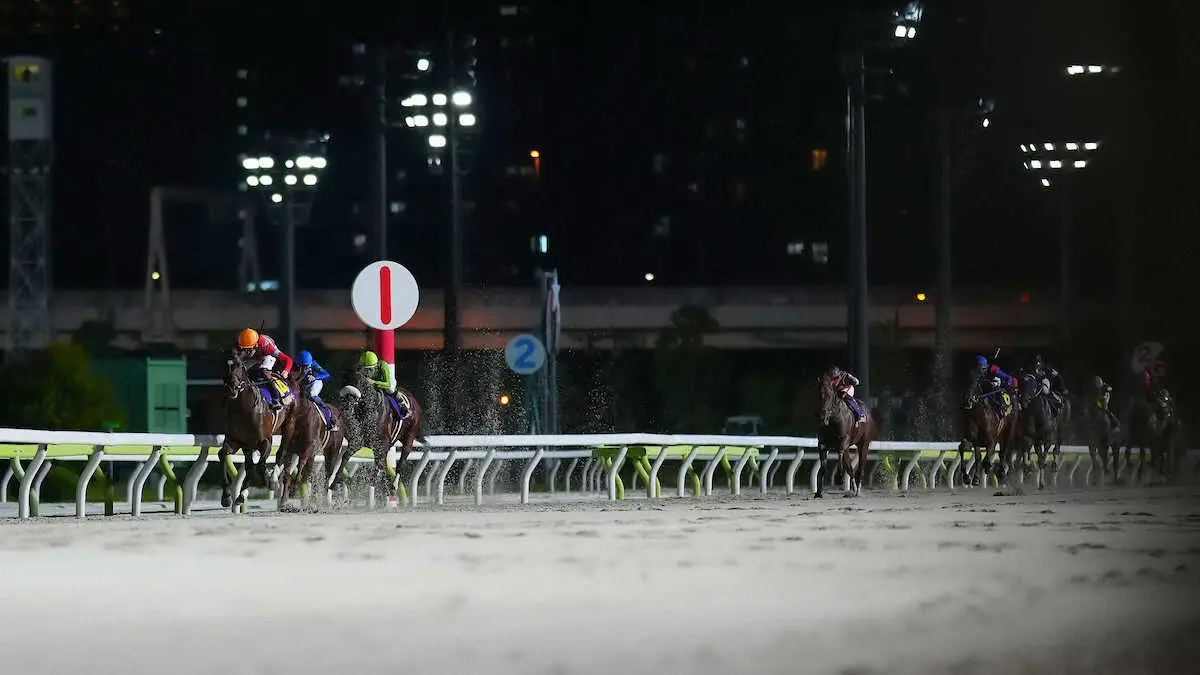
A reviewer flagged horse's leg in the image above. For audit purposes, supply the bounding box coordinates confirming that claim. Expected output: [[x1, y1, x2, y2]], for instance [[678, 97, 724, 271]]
[[219, 441, 235, 508], [814, 447, 828, 498], [957, 439, 970, 488], [854, 440, 870, 497], [840, 441, 855, 497]]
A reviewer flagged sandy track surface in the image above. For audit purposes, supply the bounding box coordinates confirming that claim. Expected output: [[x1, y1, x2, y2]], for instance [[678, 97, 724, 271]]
[[3, 487, 1200, 674]]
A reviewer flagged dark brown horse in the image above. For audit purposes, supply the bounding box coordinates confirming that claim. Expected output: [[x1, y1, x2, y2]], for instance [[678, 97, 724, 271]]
[[1084, 384, 1121, 485], [335, 370, 426, 506], [816, 374, 874, 498], [958, 377, 1019, 487], [1015, 372, 1070, 490], [1120, 387, 1178, 484], [219, 348, 297, 510], [273, 378, 345, 512]]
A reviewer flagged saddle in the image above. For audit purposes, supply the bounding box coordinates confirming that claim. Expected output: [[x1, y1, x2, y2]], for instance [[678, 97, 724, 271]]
[[255, 373, 293, 407], [386, 390, 412, 422]]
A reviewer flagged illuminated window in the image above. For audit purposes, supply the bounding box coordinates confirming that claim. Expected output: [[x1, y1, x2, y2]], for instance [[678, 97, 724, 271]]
[[812, 149, 828, 171], [812, 241, 829, 264], [786, 242, 805, 255]]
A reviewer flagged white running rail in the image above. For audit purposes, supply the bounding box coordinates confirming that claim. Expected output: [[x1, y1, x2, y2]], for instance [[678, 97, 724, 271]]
[[1, 428, 1194, 520]]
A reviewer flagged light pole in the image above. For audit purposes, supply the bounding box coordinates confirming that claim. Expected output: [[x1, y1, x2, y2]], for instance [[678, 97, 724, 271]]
[[238, 142, 329, 353], [399, 60, 477, 430], [842, 2, 922, 402], [1019, 140, 1102, 342]]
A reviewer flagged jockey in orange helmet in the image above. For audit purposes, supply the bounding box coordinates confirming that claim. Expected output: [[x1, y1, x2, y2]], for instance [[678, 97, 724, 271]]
[[235, 328, 294, 409]]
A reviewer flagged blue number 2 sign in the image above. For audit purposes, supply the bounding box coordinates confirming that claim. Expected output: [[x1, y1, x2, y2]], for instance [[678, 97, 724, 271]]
[[505, 334, 547, 375]]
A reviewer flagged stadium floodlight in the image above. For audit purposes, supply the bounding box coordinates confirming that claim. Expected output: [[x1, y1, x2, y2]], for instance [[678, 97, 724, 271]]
[[1049, 160, 1063, 168], [1065, 142, 1078, 150], [259, 157, 275, 170], [890, 1, 923, 41], [271, 193, 283, 203], [452, 91, 472, 106], [417, 58, 431, 72], [260, 175, 274, 186], [242, 157, 260, 171], [1041, 178, 1051, 187], [312, 156, 326, 169], [1073, 160, 1087, 168], [246, 175, 259, 187], [432, 93, 448, 106], [433, 112, 448, 126], [284, 174, 298, 186], [1066, 65, 1085, 75], [1043, 143, 1054, 151], [429, 134, 447, 148], [303, 174, 317, 186], [459, 113, 476, 127], [413, 115, 430, 127], [1029, 160, 1042, 169], [1084, 142, 1099, 150]]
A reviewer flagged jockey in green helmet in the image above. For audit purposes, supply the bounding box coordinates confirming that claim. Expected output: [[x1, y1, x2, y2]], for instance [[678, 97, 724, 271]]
[[356, 350, 396, 393]]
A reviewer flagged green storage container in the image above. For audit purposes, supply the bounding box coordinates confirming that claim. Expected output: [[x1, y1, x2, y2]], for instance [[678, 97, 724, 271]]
[[92, 357, 188, 433]]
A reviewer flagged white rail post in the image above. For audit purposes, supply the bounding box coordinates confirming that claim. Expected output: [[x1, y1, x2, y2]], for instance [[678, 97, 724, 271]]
[[18, 444, 48, 520], [785, 450, 806, 495], [1, 464, 13, 503], [676, 446, 702, 498], [182, 446, 211, 516], [900, 453, 922, 492], [474, 449, 497, 506], [732, 449, 755, 496], [547, 459, 561, 494], [562, 458, 579, 493], [131, 446, 163, 516], [457, 457, 474, 494], [522, 449, 547, 504], [809, 456, 823, 495], [76, 446, 106, 519], [606, 447, 627, 501], [702, 447, 727, 496], [759, 448, 779, 494], [31, 459, 53, 514], [423, 460, 441, 497], [407, 452, 433, 507], [947, 453, 962, 490], [926, 450, 948, 490], [488, 459, 505, 495], [435, 451, 458, 505], [647, 450, 670, 499]]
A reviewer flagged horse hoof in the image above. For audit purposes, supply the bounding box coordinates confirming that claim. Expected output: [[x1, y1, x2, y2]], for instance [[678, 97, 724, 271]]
[[220, 494, 232, 508], [814, 492, 825, 499]]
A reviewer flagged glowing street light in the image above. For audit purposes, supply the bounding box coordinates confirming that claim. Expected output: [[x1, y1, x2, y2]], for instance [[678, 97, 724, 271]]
[[915, 292, 927, 302], [644, 272, 655, 282], [416, 57, 431, 72]]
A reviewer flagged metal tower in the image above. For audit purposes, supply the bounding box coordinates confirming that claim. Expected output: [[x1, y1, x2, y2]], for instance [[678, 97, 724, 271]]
[[5, 56, 53, 361]]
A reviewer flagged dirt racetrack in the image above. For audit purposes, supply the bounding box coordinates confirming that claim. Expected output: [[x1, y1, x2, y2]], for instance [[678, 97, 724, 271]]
[[3, 486, 1200, 674]]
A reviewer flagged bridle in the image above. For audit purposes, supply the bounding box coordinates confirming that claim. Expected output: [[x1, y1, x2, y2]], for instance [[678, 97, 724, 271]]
[[224, 352, 252, 400]]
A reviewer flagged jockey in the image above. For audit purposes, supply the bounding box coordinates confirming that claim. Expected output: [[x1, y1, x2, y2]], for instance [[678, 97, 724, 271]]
[[827, 365, 866, 426], [1092, 375, 1119, 428], [296, 350, 330, 402], [1028, 354, 1068, 415], [236, 328, 294, 410], [296, 350, 336, 431], [974, 354, 1017, 410], [356, 350, 410, 418]]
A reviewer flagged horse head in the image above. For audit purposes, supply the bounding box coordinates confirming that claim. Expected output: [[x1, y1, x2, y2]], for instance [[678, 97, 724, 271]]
[[223, 349, 253, 399], [818, 375, 838, 426], [1018, 372, 1040, 407]]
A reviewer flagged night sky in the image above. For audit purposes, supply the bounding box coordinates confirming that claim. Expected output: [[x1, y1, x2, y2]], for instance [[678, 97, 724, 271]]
[[2, 0, 1198, 333]]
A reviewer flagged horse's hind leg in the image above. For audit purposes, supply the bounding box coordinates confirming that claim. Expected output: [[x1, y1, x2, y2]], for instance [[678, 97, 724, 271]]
[[814, 448, 829, 498]]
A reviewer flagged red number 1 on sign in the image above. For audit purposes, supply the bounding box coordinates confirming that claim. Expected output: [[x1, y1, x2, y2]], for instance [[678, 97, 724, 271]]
[[379, 266, 392, 325]]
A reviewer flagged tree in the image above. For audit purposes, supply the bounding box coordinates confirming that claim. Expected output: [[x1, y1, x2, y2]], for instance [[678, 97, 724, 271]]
[[0, 342, 126, 431], [654, 305, 729, 431]]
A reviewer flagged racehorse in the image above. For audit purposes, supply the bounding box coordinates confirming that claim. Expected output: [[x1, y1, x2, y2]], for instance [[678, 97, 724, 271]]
[[272, 374, 345, 512], [335, 370, 426, 505], [958, 377, 1018, 488], [1085, 386, 1121, 486], [816, 374, 874, 497], [219, 348, 296, 510], [1016, 372, 1070, 490], [1120, 387, 1177, 484]]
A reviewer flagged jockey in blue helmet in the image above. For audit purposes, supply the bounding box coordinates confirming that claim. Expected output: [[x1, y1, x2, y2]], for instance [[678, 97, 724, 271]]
[[296, 350, 335, 430]]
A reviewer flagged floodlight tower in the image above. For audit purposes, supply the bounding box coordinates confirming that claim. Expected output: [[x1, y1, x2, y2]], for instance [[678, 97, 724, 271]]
[[238, 139, 330, 353], [5, 56, 53, 361], [1019, 139, 1103, 341], [842, 2, 923, 401]]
